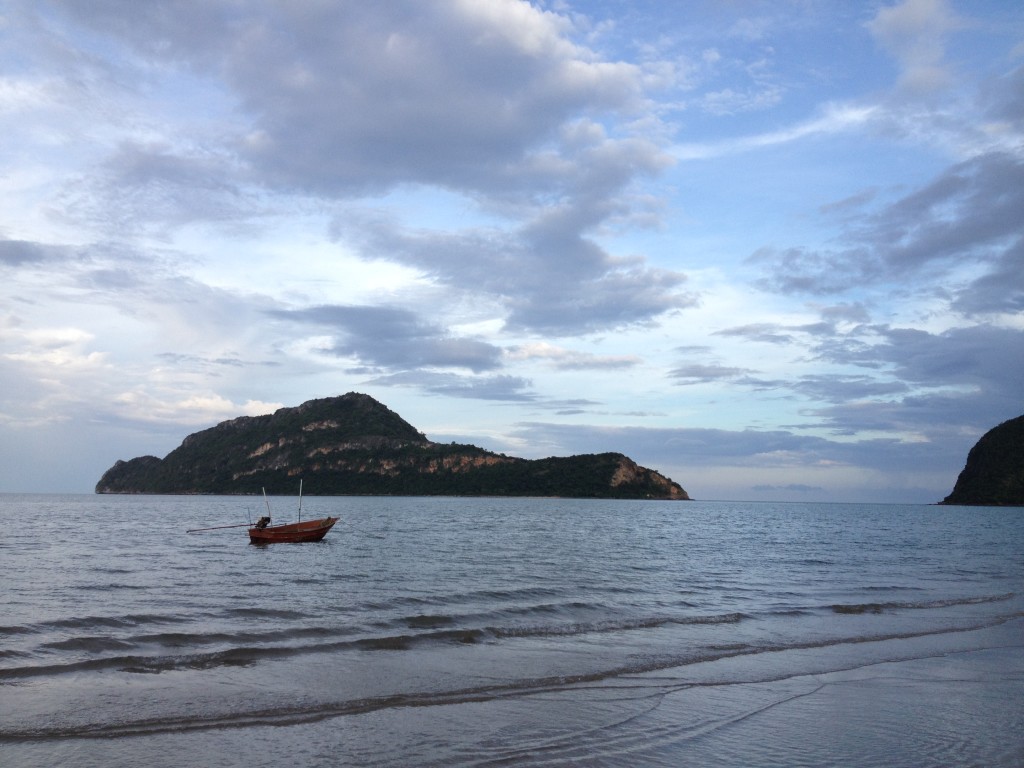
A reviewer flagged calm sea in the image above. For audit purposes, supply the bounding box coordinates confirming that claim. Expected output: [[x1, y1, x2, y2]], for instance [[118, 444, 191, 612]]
[[1, 494, 1022, 767]]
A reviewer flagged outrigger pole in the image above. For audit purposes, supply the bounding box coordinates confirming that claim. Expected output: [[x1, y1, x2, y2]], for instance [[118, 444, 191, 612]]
[[187, 523, 252, 533]]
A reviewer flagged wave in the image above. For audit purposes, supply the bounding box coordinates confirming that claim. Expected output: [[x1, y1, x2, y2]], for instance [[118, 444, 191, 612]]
[[830, 593, 1014, 615], [489, 612, 748, 640], [4, 614, 1020, 745], [219, 607, 311, 620], [0, 609, 751, 682], [357, 585, 568, 612], [38, 613, 184, 631], [40, 637, 137, 653], [3, 594, 1014, 683]]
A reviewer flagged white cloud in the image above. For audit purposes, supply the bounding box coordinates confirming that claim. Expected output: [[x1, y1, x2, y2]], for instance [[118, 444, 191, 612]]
[[506, 342, 641, 369], [866, 0, 961, 92], [672, 102, 879, 160]]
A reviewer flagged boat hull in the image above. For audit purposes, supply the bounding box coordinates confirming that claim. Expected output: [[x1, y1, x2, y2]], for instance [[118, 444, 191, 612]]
[[248, 516, 338, 544]]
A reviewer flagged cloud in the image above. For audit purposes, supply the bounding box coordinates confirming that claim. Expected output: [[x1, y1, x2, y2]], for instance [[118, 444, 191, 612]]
[[981, 64, 1024, 125], [505, 342, 640, 370], [52, 0, 646, 200], [38, 1, 691, 336], [816, 302, 872, 325], [506, 421, 964, 475], [790, 374, 909, 404], [669, 363, 754, 385], [339, 208, 695, 336], [273, 304, 504, 373], [752, 483, 823, 493], [3, 0, 1018, 500], [59, 142, 259, 237], [751, 152, 1024, 307], [952, 237, 1024, 316], [871, 324, 1023, 398], [368, 371, 536, 401], [809, 323, 1024, 434], [866, 0, 961, 93], [714, 323, 796, 345], [235, 3, 643, 198], [673, 103, 879, 160], [109, 391, 282, 426], [0, 239, 63, 266]]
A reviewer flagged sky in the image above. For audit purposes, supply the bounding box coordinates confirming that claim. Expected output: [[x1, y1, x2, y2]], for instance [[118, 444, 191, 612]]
[[1, 0, 1022, 501]]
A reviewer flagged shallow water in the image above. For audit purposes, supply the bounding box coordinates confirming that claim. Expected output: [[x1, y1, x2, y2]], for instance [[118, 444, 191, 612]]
[[1, 495, 1022, 766]]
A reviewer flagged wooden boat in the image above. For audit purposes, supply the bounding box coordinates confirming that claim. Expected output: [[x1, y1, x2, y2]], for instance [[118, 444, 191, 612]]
[[248, 515, 338, 544], [186, 480, 339, 543], [248, 480, 338, 544]]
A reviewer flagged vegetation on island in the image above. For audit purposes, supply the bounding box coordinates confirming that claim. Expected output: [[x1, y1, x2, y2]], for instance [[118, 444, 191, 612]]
[[96, 392, 689, 500], [941, 414, 1024, 506]]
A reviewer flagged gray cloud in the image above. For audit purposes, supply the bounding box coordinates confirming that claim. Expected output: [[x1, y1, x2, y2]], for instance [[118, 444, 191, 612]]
[[863, 324, 1021, 397], [791, 374, 909, 404], [44, 1, 689, 336], [806, 324, 1024, 436], [714, 323, 795, 344], [53, 1, 648, 199], [818, 302, 872, 325], [952, 237, 1024, 316], [982, 64, 1024, 124], [669, 363, 755, 385], [368, 371, 535, 402], [752, 152, 1024, 310], [506, 421, 965, 476], [752, 483, 823, 493], [0, 240, 64, 266], [62, 142, 258, 237], [274, 304, 504, 373], [340, 213, 694, 336]]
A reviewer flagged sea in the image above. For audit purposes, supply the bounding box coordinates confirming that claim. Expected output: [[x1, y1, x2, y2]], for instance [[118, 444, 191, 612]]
[[1, 494, 1022, 767]]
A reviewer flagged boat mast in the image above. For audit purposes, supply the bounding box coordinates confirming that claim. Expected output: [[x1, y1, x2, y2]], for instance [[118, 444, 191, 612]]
[[298, 478, 303, 523]]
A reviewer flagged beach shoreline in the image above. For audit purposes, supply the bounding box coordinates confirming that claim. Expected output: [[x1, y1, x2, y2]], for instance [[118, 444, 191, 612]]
[[7, 618, 1022, 767]]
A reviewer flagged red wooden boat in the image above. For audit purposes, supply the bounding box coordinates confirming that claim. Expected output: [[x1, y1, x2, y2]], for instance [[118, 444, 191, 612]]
[[186, 481, 339, 543], [249, 515, 338, 544]]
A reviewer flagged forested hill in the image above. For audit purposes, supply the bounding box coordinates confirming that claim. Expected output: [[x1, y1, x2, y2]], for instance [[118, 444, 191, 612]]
[[941, 414, 1024, 506], [95, 392, 690, 500]]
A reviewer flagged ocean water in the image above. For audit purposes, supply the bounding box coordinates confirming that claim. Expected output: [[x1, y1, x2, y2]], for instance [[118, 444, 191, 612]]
[[1, 494, 1022, 767]]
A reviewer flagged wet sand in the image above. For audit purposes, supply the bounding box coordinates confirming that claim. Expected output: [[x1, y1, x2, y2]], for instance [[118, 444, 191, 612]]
[[12, 618, 1021, 767]]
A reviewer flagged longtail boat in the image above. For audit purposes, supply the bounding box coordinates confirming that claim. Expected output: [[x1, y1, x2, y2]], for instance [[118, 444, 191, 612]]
[[186, 479, 339, 544], [248, 480, 338, 544], [248, 515, 338, 544]]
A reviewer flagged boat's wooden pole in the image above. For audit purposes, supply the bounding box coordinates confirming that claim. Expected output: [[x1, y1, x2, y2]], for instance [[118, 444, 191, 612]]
[[186, 523, 252, 533]]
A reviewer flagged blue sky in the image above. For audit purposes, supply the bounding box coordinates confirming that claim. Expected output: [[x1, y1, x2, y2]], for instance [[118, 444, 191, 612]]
[[1, 0, 1021, 501]]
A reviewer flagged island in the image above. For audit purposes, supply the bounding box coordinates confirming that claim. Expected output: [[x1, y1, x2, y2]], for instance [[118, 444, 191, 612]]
[[96, 392, 690, 500], [940, 414, 1024, 506]]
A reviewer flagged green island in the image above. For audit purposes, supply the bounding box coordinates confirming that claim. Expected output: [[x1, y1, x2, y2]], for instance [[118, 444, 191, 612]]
[[941, 414, 1024, 506], [96, 392, 689, 500]]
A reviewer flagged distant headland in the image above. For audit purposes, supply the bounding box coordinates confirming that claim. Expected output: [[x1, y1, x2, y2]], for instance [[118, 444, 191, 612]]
[[941, 414, 1024, 506], [95, 392, 690, 500]]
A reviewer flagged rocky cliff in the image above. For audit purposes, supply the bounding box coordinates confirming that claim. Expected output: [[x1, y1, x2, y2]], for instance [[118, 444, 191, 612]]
[[96, 392, 690, 500], [941, 414, 1024, 506]]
